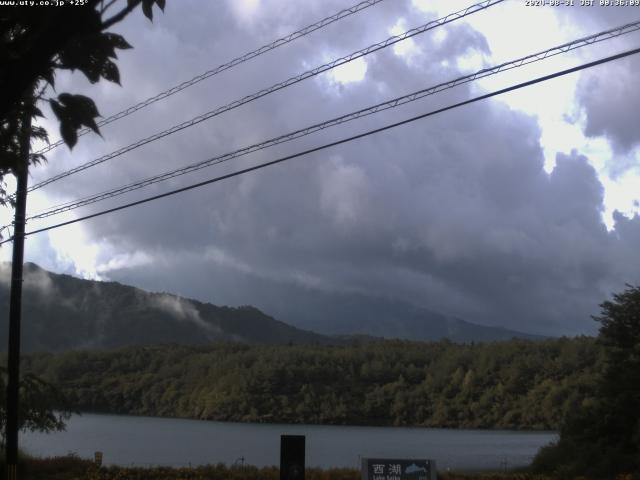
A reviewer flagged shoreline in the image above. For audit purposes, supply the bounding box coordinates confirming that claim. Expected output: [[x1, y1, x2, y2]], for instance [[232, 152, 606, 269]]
[[61, 410, 560, 434], [23, 413, 553, 472]]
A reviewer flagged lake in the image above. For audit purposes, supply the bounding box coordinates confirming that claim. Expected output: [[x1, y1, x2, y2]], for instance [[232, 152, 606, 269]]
[[22, 413, 556, 471]]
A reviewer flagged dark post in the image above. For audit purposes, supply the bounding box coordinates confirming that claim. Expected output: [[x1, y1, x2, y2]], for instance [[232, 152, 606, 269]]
[[5, 103, 31, 480], [280, 435, 305, 480]]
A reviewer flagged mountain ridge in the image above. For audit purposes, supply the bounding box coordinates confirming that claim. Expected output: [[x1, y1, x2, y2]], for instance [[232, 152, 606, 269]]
[[0, 262, 542, 352], [0, 262, 328, 352]]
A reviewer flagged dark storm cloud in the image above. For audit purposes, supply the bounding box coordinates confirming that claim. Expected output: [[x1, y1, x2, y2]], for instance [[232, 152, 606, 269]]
[[555, 5, 640, 158], [24, 0, 640, 336], [577, 56, 640, 156]]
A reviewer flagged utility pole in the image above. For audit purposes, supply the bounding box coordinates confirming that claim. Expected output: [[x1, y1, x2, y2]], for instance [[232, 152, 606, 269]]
[[6, 101, 32, 480]]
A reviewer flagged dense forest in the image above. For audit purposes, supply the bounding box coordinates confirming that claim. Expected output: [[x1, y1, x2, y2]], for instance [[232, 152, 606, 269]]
[[20, 337, 601, 430]]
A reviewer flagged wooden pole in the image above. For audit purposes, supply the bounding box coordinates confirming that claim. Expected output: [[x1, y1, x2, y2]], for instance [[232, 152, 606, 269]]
[[5, 102, 31, 480]]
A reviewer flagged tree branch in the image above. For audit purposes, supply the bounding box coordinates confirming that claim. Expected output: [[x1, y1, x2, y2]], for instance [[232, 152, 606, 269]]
[[33, 80, 49, 102], [102, 0, 143, 30], [100, 0, 119, 15]]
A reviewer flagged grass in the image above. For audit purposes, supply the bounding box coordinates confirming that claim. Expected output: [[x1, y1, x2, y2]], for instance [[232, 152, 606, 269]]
[[0, 454, 538, 479], [4, 454, 633, 480]]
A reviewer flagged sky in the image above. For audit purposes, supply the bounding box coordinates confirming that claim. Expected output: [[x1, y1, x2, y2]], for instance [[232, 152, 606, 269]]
[[2, 0, 640, 336]]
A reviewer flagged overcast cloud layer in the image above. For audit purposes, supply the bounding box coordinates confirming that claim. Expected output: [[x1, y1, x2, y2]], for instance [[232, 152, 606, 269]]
[[4, 0, 640, 336]]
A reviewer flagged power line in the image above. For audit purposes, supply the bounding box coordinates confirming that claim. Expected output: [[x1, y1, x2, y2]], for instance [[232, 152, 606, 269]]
[[33, 0, 389, 157], [25, 19, 640, 222], [2, 45, 638, 246], [24, 0, 504, 195]]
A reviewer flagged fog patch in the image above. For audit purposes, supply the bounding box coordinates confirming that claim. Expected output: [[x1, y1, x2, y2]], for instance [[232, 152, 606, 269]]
[[96, 251, 153, 276], [152, 293, 221, 336], [0, 262, 54, 297], [0, 263, 9, 288]]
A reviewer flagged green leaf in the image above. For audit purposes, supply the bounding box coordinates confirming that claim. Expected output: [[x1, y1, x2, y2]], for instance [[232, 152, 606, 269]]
[[101, 59, 120, 85], [59, 39, 103, 83], [49, 94, 102, 149], [58, 31, 122, 83], [29, 153, 47, 166], [155, 0, 165, 11], [142, 0, 154, 20], [31, 126, 49, 143], [104, 33, 132, 51], [58, 93, 101, 121], [0, 151, 20, 173], [49, 98, 65, 122], [40, 68, 55, 88], [60, 122, 78, 149]]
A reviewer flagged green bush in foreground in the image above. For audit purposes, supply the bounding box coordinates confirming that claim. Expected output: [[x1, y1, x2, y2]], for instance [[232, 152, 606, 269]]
[[13, 454, 639, 480], [532, 286, 640, 479], [0, 455, 560, 480]]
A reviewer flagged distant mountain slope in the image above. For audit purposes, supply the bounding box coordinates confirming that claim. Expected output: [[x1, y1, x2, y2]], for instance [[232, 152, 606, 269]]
[[0, 263, 542, 352], [250, 285, 544, 342], [0, 263, 328, 352]]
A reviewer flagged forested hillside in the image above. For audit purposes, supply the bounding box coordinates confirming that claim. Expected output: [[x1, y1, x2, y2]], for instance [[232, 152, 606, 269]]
[[0, 263, 328, 351], [0, 263, 542, 349], [22, 337, 601, 430]]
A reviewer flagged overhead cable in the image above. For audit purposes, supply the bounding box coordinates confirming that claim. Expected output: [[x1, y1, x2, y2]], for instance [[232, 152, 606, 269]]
[[25, 0, 504, 195], [33, 0, 390, 156], [2, 45, 637, 246], [25, 19, 640, 222]]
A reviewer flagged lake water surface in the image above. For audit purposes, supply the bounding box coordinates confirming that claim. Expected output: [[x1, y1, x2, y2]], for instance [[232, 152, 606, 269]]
[[22, 413, 556, 471]]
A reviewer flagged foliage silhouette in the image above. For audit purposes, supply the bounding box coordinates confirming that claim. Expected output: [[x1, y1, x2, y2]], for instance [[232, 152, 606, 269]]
[[532, 285, 640, 479], [0, 366, 71, 446], [0, 0, 165, 206]]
